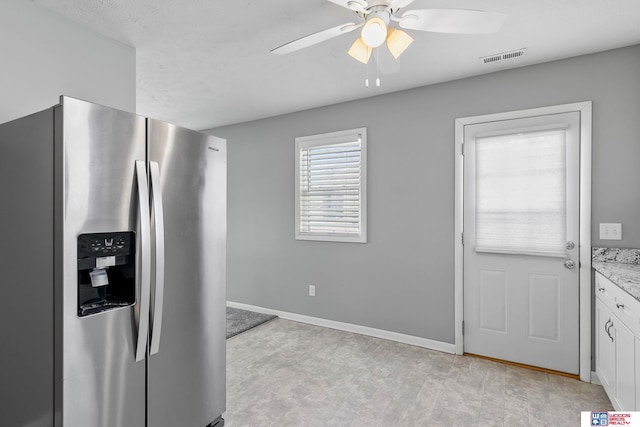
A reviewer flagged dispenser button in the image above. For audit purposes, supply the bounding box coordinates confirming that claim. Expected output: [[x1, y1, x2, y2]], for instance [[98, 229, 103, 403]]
[[89, 268, 109, 287]]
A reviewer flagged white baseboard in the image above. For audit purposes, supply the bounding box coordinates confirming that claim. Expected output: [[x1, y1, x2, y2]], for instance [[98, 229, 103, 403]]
[[590, 371, 602, 385], [226, 301, 456, 354]]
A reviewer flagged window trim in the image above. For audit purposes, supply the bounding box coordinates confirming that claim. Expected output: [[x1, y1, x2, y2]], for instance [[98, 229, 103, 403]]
[[295, 127, 367, 243]]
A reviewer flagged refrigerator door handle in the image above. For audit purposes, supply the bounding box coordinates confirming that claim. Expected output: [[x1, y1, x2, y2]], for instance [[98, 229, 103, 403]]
[[149, 161, 165, 355], [135, 160, 152, 362]]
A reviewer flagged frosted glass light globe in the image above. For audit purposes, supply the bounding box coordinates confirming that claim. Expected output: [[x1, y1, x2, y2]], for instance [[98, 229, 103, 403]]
[[361, 18, 387, 48]]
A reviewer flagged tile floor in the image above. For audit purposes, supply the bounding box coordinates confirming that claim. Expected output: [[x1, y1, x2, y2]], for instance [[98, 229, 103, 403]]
[[225, 319, 612, 426]]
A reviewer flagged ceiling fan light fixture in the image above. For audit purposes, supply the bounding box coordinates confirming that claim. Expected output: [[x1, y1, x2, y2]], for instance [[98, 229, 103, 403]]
[[347, 37, 372, 64], [386, 27, 413, 59], [361, 17, 387, 48]]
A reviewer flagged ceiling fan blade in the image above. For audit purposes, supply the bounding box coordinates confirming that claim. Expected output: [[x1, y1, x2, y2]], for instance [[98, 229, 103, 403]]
[[271, 23, 361, 55], [399, 9, 507, 34], [327, 0, 368, 12], [388, 0, 415, 10]]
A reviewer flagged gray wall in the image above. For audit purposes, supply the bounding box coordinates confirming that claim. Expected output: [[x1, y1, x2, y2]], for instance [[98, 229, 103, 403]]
[[211, 45, 640, 344], [1, 0, 135, 123]]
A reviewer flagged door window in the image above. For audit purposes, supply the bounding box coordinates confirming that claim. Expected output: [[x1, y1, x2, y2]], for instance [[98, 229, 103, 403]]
[[475, 128, 567, 257]]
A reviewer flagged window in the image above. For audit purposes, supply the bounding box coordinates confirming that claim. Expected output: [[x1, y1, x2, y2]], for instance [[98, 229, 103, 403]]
[[475, 127, 568, 257], [295, 128, 367, 243]]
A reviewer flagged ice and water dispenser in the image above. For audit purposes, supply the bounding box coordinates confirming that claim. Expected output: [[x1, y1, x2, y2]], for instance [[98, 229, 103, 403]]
[[77, 232, 136, 317]]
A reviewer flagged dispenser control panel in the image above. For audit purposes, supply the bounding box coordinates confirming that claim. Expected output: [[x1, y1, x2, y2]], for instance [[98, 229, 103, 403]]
[[78, 232, 133, 257], [77, 232, 134, 270]]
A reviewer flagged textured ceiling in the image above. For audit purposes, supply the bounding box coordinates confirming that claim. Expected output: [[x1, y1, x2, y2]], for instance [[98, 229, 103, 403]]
[[33, 0, 640, 130]]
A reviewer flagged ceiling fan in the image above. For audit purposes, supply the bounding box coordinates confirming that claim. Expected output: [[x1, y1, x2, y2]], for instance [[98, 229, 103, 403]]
[[271, 0, 507, 64]]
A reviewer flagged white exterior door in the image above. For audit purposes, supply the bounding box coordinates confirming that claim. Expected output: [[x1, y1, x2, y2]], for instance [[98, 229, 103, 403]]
[[462, 111, 580, 374]]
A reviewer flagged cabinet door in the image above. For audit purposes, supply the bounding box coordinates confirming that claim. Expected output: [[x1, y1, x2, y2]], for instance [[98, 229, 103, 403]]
[[596, 298, 615, 395], [614, 317, 635, 410], [636, 337, 640, 410]]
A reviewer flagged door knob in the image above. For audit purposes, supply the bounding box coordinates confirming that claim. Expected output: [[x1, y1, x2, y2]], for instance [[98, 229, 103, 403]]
[[566, 241, 575, 250], [564, 259, 576, 269]]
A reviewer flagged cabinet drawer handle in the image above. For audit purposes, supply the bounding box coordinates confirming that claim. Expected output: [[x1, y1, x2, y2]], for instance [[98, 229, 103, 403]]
[[598, 287, 605, 292], [616, 303, 625, 310]]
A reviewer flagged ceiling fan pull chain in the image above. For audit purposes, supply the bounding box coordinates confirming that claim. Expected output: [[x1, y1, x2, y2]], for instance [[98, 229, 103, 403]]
[[375, 49, 381, 87], [364, 49, 381, 88], [365, 55, 371, 87]]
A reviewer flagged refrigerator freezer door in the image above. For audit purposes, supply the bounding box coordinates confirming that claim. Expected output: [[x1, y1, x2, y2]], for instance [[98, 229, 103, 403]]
[[147, 120, 227, 427], [60, 97, 147, 427]]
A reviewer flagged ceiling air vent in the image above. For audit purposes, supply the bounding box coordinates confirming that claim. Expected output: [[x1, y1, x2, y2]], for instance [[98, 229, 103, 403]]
[[480, 48, 526, 65]]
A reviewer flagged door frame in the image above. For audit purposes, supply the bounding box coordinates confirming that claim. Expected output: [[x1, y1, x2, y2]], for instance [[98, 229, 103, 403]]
[[454, 101, 593, 382]]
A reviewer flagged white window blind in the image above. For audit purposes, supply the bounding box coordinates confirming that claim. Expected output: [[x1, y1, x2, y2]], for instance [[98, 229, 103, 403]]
[[295, 128, 367, 243], [475, 129, 567, 257]]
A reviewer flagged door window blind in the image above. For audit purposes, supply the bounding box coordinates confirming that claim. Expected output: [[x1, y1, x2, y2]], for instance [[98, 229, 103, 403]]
[[295, 128, 367, 243], [475, 129, 567, 257]]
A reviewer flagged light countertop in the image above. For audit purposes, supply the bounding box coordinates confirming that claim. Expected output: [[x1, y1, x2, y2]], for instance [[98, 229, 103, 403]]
[[593, 247, 640, 302]]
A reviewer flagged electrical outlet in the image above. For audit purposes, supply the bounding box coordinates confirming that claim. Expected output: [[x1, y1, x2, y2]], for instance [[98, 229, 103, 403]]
[[309, 285, 316, 297], [600, 223, 622, 240]]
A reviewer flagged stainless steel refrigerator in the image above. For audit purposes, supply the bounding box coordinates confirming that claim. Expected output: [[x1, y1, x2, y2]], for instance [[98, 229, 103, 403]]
[[0, 96, 226, 427]]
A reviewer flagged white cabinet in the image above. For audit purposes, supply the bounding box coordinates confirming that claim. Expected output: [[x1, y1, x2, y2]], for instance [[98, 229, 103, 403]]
[[595, 271, 640, 410], [636, 336, 640, 410], [615, 318, 635, 410], [596, 297, 615, 392]]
